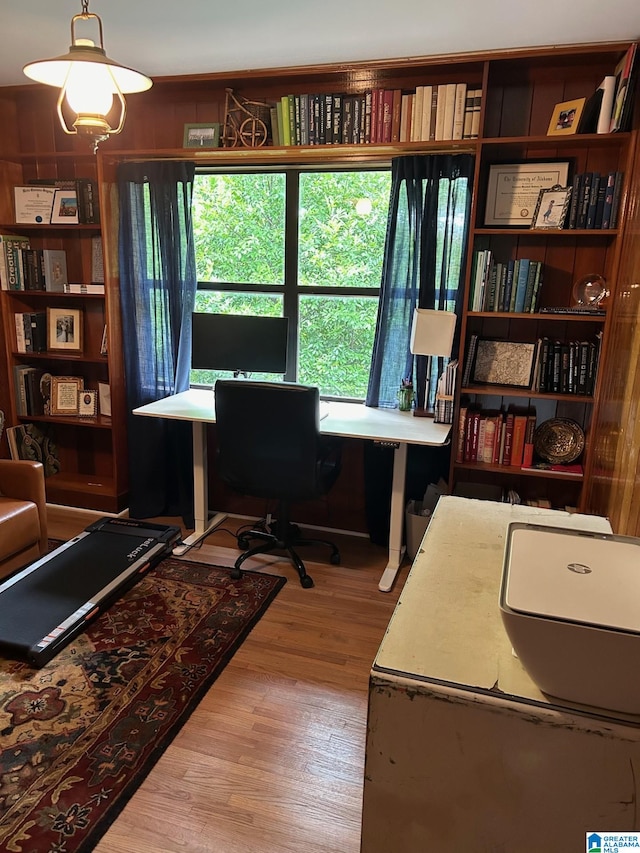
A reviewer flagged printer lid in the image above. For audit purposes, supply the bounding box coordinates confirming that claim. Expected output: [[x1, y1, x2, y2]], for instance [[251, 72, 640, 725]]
[[501, 523, 640, 633]]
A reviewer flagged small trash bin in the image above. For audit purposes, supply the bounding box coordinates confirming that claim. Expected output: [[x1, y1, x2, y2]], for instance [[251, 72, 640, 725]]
[[405, 500, 432, 561]]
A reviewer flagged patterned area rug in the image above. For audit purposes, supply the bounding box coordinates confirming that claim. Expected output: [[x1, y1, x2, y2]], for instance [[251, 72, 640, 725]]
[[0, 552, 286, 853]]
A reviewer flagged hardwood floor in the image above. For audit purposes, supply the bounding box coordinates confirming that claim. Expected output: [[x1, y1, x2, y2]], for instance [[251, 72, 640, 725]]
[[47, 508, 409, 853]]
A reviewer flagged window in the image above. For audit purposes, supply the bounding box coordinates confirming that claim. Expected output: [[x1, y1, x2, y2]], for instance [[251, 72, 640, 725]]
[[191, 167, 391, 398]]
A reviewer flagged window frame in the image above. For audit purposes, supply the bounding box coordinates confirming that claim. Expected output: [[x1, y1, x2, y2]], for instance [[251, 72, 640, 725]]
[[193, 163, 390, 399]]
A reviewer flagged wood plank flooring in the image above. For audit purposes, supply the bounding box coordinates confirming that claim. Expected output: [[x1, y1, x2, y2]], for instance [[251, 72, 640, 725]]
[[47, 508, 409, 853]]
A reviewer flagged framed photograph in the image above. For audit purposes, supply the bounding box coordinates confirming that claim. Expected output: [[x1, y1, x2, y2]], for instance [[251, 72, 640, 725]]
[[50, 188, 79, 224], [183, 123, 221, 148], [78, 389, 98, 417], [484, 161, 570, 227], [50, 376, 83, 416], [531, 185, 573, 230], [547, 97, 586, 136], [47, 307, 83, 353], [472, 339, 536, 388]]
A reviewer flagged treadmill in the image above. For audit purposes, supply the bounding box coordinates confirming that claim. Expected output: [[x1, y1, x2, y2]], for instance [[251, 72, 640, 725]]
[[0, 517, 182, 667]]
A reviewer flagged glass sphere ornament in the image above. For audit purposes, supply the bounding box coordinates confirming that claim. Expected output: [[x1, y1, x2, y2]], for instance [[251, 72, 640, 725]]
[[572, 273, 608, 308]]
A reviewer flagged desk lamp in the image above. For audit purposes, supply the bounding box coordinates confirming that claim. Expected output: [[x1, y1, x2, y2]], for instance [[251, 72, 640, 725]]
[[410, 308, 457, 417]]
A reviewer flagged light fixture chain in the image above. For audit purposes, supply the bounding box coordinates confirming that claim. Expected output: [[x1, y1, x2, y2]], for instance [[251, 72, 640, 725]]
[[81, 0, 90, 17]]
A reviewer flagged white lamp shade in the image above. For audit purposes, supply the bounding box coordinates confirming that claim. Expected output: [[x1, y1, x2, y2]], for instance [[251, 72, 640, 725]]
[[410, 308, 456, 358]]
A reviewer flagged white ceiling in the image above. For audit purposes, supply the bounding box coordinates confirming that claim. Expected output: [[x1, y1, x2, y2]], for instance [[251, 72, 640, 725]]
[[2, 0, 639, 89]]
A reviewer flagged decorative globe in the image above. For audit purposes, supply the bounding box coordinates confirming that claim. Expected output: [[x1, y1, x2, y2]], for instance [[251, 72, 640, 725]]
[[572, 274, 608, 308]]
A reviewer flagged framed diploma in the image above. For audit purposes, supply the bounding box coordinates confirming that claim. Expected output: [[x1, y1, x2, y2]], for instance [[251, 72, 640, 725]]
[[484, 162, 570, 227]]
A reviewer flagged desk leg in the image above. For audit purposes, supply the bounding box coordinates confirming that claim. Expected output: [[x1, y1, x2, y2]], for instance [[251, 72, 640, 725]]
[[378, 442, 407, 593], [172, 420, 228, 556]]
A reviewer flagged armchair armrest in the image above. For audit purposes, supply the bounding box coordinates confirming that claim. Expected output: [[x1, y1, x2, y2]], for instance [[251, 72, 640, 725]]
[[0, 460, 48, 551]]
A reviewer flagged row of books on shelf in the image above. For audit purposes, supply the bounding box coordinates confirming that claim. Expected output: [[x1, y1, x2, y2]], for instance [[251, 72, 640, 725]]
[[0, 236, 105, 291], [433, 358, 458, 424], [455, 402, 584, 473], [270, 83, 481, 147], [469, 253, 543, 313], [0, 242, 68, 292], [533, 334, 602, 395], [566, 170, 624, 230]]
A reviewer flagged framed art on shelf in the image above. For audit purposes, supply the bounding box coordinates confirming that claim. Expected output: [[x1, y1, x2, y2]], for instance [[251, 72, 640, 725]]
[[50, 376, 83, 416], [47, 307, 83, 353], [183, 123, 221, 148], [531, 185, 572, 230], [50, 188, 79, 224], [547, 98, 586, 135], [471, 340, 536, 388], [484, 162, 570, 226], [78, 389, 98, 417]]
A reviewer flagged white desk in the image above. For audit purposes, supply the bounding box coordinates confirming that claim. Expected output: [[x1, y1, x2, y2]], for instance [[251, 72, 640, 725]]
[[133, 389, 450, 591]]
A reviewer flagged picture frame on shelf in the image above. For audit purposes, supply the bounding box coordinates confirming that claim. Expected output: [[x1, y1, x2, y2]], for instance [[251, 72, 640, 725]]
[[50, 376, 83, 416], [547, 97, 586, 135], [78, 389, 98, 417], [47, 306, 83, 353], [98, 382, 111, 417], [484, 161, 570, 227], [183, 123, 221, 148], [471, 339, 536, 388], [531, 185, 572, 230], [50, 188, 79, 224]]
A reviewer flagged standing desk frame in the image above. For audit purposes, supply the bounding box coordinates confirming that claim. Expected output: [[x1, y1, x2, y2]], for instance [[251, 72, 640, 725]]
[[133, 389, 450, 592]]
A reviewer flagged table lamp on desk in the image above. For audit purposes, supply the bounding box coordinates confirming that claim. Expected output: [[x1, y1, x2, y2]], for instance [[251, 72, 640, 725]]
[[410, 308, 457, 417]]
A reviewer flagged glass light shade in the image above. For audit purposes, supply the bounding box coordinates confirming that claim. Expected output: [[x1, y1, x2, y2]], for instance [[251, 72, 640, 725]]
[[64, 61, 115, 115]]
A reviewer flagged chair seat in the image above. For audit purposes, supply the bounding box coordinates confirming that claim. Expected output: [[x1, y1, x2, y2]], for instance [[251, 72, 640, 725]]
[[0, 499, 41, 562]]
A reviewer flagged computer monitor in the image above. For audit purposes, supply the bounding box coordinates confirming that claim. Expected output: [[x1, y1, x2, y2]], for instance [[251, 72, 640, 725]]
[[191, 313, 289, 376]]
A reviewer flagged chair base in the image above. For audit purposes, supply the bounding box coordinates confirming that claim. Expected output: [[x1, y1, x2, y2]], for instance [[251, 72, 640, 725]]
[[233, 517, 340, 588]]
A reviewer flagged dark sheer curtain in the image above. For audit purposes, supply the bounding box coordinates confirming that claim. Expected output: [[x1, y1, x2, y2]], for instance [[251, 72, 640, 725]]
[[118, 161, 197, 525], [366, 154, 473, 409]]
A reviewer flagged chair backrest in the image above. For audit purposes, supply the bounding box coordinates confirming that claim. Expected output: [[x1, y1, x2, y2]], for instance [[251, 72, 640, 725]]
[[214, 380, 324, 501]]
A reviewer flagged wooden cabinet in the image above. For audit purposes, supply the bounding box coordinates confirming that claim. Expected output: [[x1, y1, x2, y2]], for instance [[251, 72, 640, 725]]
[[0, 41, 637, 523], [0, 153, 127, 512]]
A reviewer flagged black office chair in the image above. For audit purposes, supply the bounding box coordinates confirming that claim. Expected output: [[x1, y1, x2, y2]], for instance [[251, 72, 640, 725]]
[[214, 380, 342, 588]]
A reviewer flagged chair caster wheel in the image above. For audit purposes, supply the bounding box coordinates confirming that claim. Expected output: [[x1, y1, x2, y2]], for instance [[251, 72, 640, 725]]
[[330, 553, 341, 565], [237, 537, 250, 550], [300, 575, 314, 589], [230, 567, 242, 580]]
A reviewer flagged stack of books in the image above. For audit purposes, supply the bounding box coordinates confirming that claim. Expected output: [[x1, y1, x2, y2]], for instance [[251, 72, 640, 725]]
[[455, 402, 538, 469], [0, 239, 68, 292], [433, 359, 458, 424]]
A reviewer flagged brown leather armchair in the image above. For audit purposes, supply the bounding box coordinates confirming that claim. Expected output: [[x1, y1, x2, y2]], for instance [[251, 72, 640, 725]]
[[0, 460, 48, 579]]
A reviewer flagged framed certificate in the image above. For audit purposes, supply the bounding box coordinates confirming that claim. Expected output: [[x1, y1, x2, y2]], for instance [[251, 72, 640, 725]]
[[484, 162, 570, 227]]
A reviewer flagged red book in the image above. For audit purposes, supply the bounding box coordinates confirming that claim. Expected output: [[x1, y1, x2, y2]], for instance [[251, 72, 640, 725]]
[[455, 403, 469, 463], [502, 410, 515, 466], [510, 414, 528, 467], [390, 89, 402, 142]]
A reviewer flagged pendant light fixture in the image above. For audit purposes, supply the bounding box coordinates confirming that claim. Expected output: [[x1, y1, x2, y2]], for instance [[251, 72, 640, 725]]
[[23, 0, 152, 152]]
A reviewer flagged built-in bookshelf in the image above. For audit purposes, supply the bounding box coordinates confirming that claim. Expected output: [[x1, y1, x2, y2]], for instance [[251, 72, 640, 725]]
[[0, 40, 637, 525]]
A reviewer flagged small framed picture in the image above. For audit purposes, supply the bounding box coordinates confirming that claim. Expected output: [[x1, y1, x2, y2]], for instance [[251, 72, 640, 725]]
[[547, 98, 586, 136], [50, 188, 79, 224], [183, 122, 221, 148], [50, 376, 83, 416], [47, 306, 83, 353], [531, 185, 573, 230], [78, 389, 98, 417]]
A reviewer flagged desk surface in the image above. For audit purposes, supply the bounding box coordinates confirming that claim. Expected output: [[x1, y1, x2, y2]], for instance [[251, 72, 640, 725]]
[[133, 388, 451, 447]]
